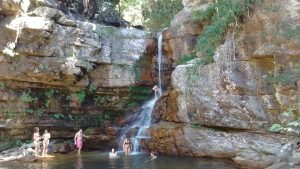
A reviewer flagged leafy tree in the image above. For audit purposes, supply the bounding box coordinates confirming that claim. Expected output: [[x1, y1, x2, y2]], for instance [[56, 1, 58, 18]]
[[141, 0, 183, 31]]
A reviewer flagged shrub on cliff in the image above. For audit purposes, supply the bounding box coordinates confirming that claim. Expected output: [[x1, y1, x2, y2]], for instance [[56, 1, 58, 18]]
[[193, 0, 260, 64], [141, 0, 183, 31]]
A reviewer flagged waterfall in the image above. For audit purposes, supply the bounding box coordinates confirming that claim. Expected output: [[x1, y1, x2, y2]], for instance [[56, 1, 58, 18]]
[[157, 32, 163, 96], [117, 98, 157, 153], [131, 98, 157, 152], [118, 32, 163, 154]]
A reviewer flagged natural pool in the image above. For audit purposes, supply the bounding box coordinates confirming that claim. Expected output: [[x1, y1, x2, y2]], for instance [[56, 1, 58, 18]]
[[1, 152, 238, 169]]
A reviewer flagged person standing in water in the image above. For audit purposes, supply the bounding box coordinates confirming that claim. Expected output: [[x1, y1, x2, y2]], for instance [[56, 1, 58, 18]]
[[42, 129, 51, 157], [122, 137, 131, 156], [33, 127, 41, 156], [74, 129, 90, 156]]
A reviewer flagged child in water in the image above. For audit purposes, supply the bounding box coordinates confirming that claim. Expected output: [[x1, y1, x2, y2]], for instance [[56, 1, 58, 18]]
[[150, 152, 157, 160], [109, 148, 118, 158], [145, 152, 157, 162]]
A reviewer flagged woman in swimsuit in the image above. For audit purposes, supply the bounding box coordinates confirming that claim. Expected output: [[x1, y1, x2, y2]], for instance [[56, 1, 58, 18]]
[[33, 127, 41, 156], [122, 137, 131, 156], [42, 129, 51, 157]]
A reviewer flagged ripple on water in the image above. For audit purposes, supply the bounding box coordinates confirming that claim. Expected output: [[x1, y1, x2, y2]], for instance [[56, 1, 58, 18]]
[[0, 152, 238, 169]]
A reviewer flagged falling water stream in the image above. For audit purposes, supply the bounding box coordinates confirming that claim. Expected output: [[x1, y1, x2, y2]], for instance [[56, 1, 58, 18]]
[[119, 32, 163, 153], [157, 32, 163, 96]]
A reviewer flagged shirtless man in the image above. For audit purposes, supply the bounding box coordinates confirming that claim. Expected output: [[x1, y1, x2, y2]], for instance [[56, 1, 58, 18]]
[[33, 127, 41, 156], [42, 130, 51, 157], [74, 129, 89, 156]]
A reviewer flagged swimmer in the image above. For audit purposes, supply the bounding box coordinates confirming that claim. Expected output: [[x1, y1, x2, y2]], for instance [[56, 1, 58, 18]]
[[109, 148, 118, 158]]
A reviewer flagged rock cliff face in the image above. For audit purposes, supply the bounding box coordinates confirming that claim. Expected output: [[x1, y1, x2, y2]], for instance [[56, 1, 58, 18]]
[[142, 0, 300, 168], [0, 0, 158, 151]]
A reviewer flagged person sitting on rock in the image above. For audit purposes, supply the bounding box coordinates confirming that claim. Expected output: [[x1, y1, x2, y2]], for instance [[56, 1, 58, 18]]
[[33, 127, 41, 157], [109, 148, 118, 158], [152, 85, 160, 98], [42, 129, 51, 157]]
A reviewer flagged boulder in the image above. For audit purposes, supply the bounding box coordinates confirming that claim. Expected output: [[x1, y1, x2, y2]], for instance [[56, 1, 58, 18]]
[[265, 162, 290, 169], [0, 0, 30, 16]]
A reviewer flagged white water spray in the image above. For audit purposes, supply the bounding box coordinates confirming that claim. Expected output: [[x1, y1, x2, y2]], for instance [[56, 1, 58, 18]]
[[157, 32, 163, 96], [118, 32, 164, 153], [131, 98, 157, 152]]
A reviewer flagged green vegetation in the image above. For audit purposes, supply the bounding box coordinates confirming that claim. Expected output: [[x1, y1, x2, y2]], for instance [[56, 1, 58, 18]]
[[0, 139, 23, 152], [88, 84, 98, 93], [177, 54, 197, 65], [34, 108, 44, 117], [269, 108, 300, 134], [131, 54, 149, 82], [24, 108, 34, 114], [126, 101, 139, 108], [141, 0, 183, 31], [269, 121, 300, 134], [84, 128, 96, 135], [278, 20, 300, 40], [66, 95, 71, 101], [128, 86, 152, 100], [71, 114, 112, 127], [93, 95, 113, 105], [128, 86, 151, 94], [76, 90, 86, 103], [192, 0, 259, 65], [52, 113, 65, 120], [191, 123, 201, 129], [263, 4, 281, 12], [100, 114, 111, 121], [3, 111, 19, 118], [269, 124, 284, 133], [192, 3, 215, 22], [0, 82, 5, 89], [96, 26, 118, 39], [68, 114, 74, 121], [44, 89, 54, 108], [20, 91, 35, 103], [267, 69, 300, 85], [78, 60, 95, 72]]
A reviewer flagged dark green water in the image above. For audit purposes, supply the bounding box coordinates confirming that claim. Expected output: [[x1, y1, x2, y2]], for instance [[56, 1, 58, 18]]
[[1, 152, 238, 169]]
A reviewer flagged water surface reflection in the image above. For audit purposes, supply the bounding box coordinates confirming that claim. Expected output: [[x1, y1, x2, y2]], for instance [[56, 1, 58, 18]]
[[1, 152, 238, 169], [75, 156, 83, 169]]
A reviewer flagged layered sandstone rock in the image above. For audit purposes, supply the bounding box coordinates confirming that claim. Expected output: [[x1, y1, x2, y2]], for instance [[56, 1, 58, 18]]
[[0, 0, 157, 151], [144, 0, 300, 168]]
